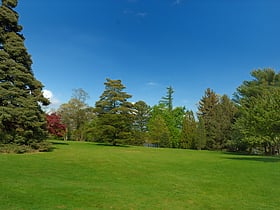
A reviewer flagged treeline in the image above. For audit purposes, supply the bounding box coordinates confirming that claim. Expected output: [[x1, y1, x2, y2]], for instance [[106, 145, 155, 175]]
[[47, 69, 280, 155]]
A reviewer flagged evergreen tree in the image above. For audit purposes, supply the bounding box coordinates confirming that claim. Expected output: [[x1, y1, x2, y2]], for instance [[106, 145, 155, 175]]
[[132, 100, 151, 145], [0, 0, 49, 145], [180, 110, 196, 149], [197, 88, 219, 149], [215, 95, 238, 149], [94, 78, 134, 145], [159, 86, 174, 112]]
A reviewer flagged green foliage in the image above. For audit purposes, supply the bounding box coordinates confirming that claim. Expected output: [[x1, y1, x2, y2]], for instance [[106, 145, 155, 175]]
[[234, 69, 280, 154], [132, 100, 151, 145], [57, 89, 94, 141], [195, 117, 206, 150], [0, 141, 52, 153], [180, 110, 196, 149], [159, 86, 174, 111], [0, 0, 49, 147], [198, 89, 237, 150], [148, 114, 170, 147], [94, 78, 134, 145]]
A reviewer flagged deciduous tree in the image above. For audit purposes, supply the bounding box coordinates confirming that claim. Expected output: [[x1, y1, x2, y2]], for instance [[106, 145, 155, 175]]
[[58, 89, 92, 141], [46, 113, 66, 139], [234, 69, 280, 154]]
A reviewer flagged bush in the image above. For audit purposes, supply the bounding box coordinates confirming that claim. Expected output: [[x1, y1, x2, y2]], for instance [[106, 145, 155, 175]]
[[0, 141, 53, 154]]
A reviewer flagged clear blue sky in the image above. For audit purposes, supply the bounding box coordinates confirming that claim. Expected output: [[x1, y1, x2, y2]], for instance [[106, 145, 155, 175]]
[[17, 0, 280, 111]]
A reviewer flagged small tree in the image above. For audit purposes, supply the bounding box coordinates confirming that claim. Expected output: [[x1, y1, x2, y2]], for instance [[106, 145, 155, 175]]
[[148, 115, 170, 147], [180, 110, 196, 149], [132, 100, 151, 145], [46, 113, 66, 139]]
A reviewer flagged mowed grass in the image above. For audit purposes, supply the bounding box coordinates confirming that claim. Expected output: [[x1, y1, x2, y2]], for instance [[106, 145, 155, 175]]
[[0, 141, 279, 210]]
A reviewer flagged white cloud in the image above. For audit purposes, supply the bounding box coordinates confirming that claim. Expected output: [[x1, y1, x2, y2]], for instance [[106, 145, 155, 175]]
[[43, 89, 60, 111], [43, 89, 53, 100]]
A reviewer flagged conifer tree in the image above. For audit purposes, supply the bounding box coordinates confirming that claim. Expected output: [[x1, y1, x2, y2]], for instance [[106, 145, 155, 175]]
[[197, 88, 219, 149], [0, 0, 49, 145], [94, 78, 134, 145]]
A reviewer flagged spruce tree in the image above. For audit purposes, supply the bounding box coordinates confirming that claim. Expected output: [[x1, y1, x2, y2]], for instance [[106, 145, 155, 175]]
[[0, 0, 49, 145]]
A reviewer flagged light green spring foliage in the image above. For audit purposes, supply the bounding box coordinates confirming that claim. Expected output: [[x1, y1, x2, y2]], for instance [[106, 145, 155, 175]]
[[0, 0, 49, 145], [235, 69, 280, 154]]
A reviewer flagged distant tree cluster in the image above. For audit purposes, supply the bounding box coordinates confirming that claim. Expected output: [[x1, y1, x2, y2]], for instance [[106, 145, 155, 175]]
[[54, 69, 280, 155]]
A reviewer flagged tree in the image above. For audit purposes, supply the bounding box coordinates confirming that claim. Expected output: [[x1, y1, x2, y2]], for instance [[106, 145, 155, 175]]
[[46, 113, 66, 139], [58, 89, 92, 141], [132, 100, 151, 145], [94, 78, 134, 145], [159, 86, 174, 112], [234, 69, 280, 154], [213, 95, 238, 149], [0, 0, 50, 146], [148, 115, 170, 147], [197, 89, 237, 150], [197, 88, 219, 149], [180, 110, 196, 149], [195, 117, 206, 150]]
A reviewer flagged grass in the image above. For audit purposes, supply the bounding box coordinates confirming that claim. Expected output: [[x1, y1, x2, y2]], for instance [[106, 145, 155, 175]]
[[0, 140, 279, 210]]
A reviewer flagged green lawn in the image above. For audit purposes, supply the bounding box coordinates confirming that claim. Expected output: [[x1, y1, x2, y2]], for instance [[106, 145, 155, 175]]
[[0, 141, 279, 210]]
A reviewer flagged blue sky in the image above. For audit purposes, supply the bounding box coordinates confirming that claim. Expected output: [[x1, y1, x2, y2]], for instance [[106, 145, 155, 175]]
[[17, 0, 280, 111]]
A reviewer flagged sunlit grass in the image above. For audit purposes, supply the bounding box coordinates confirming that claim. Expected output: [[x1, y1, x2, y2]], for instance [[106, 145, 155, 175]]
[[0, 140, 279, 209]]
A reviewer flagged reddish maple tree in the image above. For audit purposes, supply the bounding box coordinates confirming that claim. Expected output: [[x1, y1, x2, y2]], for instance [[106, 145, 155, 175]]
[[46, 113, 66, 138]]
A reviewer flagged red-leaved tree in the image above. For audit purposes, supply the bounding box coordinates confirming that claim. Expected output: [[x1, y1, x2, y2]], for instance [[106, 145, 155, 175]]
[[46, 113, 66, 138]]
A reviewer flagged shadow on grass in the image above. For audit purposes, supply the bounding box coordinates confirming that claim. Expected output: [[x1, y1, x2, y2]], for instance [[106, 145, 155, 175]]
[[223, 154, 280, 163], [95, 143, 130, 148], [50, 141, 69, 146]]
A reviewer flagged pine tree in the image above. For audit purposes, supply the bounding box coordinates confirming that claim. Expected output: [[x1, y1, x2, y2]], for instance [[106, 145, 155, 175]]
[[159, 86, 174, 112], [197, 88, 219, 149], [94, 78, 134, 145], [0, 0, 49, 145]]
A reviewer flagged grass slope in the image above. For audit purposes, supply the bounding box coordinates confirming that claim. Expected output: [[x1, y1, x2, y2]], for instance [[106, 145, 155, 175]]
[[0, 141, 279, 209]]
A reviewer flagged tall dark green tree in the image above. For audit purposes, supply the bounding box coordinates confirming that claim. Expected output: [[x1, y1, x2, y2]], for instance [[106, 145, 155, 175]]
[[0, 0, 49, 145], [197, 88, 219, 149], [94, 78, 134, 145], [213, 95, 238, 149]]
